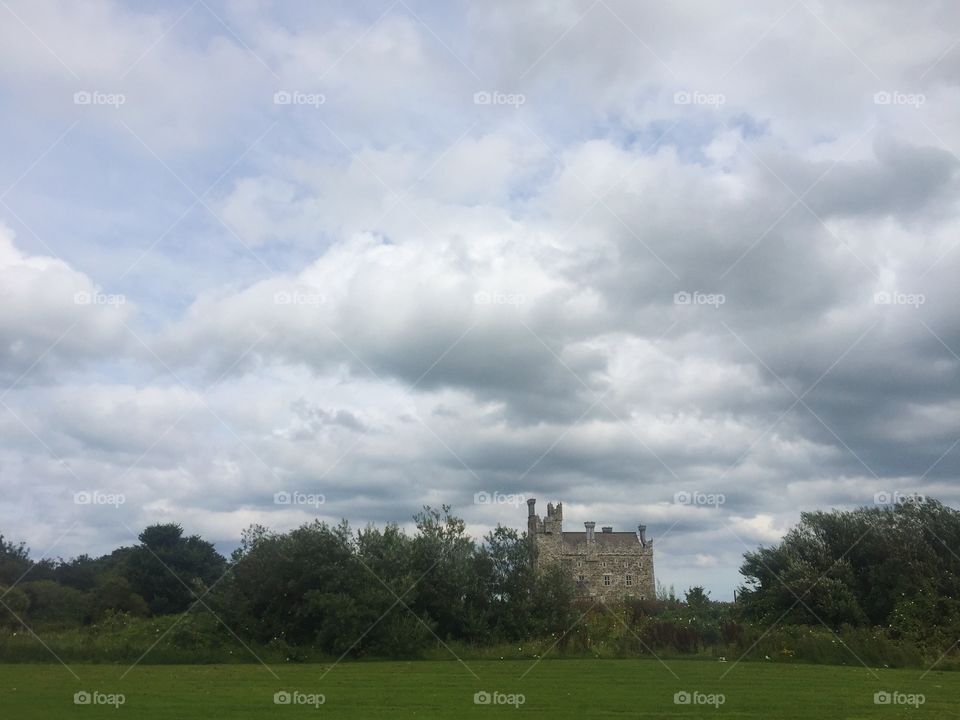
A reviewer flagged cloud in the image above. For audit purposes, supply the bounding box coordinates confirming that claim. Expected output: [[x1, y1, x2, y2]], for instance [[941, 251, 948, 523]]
[[0, 224, 133, 383], [2, 0, 960, 599]]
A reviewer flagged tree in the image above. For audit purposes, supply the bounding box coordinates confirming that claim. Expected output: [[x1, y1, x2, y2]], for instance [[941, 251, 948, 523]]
[[0, 585, 30, 627], [737, 498, 960, 635], [123, 524, 226, 615], [0, 534, 31, 585], [89, 574, 149, 619], [407, 506, 476, 640], [684, 586, 711, 612], [19, 580, 88, 627]]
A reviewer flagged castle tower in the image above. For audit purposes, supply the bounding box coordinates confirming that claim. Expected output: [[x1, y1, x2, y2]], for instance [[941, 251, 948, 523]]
[[543, 501, 563, 534]]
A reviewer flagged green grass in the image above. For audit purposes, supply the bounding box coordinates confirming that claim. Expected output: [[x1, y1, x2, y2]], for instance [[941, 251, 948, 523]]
[[0, 659, 957, 718]]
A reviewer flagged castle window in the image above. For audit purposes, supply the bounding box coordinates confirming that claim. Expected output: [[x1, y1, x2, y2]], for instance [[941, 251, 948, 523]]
[[577, 561, 582, 568], [625, 574, 633, 586], [601, 561, 607, 568], [603, 574, 612, 586], [577, 575, 585, 583]]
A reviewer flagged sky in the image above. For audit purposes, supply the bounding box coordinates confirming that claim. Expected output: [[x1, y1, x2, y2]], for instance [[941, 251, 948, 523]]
[[1, 0, 959, 599]]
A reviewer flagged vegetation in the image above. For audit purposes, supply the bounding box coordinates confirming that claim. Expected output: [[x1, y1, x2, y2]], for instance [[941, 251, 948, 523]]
[[737, 497, 960, 654], [1, 498, 960, 670]]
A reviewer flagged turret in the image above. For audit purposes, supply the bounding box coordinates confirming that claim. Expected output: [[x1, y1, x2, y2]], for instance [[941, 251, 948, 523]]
[[543, 501, 563, 534]]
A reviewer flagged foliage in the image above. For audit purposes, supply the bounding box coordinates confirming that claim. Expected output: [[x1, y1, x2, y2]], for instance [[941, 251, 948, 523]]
[[3, 498, 960, 668], [737, 498, 960, 642], [123, 524, 226, 615]]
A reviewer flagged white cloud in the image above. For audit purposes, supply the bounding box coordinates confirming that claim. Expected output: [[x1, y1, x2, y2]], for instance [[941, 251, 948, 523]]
[[0, 224, 133, 381], [3, 0, 960, 598]]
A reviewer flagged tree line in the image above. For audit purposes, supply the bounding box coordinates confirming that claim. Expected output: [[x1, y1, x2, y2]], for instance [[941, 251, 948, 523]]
[[0, 506, 573, 657], [2, 498, 959, 663]]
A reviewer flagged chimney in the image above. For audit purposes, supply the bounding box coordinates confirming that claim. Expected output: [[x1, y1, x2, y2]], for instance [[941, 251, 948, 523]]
[[584, 521, 596, 541], [638, 524, 647, 545], [601, 526, 613, 533], [527, 499, 539, 537]]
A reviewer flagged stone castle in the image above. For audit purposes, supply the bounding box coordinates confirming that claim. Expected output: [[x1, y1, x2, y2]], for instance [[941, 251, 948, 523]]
[[526, 499, 654, 601]]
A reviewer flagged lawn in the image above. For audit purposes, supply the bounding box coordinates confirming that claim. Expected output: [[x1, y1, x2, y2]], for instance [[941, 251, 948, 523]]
[[0, 658, 956, 718]]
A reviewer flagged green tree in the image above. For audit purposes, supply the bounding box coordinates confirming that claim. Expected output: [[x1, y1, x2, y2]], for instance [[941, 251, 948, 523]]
[[684, 586, 711, 612], [89, 574, 149, 619], [0, 585, 30, 627], [407, 506, 476, 640], [738, 498, 960, 635], [123, 524, 226, 615], [19, 580, 88, 627], [0, 534, 31, 585]]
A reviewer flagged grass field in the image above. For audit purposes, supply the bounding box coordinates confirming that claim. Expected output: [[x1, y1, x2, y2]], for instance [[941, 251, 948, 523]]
[[1, 658, 956, 718]]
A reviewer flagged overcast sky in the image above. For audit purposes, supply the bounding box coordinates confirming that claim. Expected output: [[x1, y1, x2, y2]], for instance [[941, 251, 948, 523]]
[[1, 0, 959, 598]]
